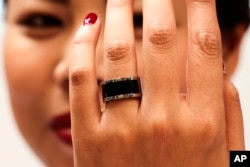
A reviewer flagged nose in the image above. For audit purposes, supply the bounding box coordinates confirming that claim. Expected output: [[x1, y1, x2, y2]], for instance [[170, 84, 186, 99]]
[[53, 58, 70, 92]]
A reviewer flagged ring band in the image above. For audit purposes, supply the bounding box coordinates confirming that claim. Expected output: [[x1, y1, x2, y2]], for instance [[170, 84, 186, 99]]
[[101, 77, 142, 102]]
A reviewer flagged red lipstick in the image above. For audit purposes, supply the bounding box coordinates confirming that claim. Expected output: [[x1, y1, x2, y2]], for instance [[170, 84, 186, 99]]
[[49, 112, 72, 146]]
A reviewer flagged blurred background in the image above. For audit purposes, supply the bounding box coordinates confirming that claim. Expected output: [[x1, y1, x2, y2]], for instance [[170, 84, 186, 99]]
[[0, 1, 249, 167]]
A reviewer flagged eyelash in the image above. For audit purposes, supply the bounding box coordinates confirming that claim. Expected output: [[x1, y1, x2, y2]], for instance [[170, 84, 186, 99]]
[[18, 13, 63, 29]]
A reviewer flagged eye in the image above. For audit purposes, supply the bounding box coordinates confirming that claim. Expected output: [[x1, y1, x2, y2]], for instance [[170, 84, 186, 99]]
[[18, 13, 63, 29], [17, 13, 65, 39]]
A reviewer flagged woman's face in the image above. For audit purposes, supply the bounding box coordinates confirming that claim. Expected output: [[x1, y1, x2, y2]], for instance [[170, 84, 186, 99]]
[[4, 0, 231, 167]]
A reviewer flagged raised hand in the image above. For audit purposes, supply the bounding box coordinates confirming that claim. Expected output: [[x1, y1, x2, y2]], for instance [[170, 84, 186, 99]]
[[69, 0, 244, 166]]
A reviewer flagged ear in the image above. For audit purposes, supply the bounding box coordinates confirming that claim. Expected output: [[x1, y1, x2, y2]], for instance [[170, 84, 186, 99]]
[[223, 24, 247, 77]]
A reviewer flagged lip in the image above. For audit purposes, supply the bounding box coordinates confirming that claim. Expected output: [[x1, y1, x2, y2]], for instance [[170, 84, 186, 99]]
[[49, 112, 72, 146]]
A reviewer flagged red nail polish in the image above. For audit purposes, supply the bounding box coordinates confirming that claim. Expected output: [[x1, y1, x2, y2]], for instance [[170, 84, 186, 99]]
[[83, 13, 98, 25]]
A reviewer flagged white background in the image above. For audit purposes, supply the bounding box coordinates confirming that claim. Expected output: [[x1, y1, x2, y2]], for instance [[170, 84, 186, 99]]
[[0, 2, 250, 167]]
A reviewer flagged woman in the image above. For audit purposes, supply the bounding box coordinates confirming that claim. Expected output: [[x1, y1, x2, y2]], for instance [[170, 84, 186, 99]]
[[3, 0, 249, 166]]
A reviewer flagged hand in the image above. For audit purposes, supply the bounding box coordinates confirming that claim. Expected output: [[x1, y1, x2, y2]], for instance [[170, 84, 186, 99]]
[[69, 0, 244, 166]]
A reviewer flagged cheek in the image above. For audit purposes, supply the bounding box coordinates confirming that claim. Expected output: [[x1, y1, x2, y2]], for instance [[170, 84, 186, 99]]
[[3, 32, 67, 157], [3, 34, 48, 155], [3, 31, 56, 134], [4, 33, 58, 99]]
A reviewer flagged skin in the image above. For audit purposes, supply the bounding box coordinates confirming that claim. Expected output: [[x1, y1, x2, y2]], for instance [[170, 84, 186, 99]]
[[4, 0, 246, 167]]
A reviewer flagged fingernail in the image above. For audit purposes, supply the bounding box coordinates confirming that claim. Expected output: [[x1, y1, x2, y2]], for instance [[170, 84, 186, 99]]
[[223, 62, 227, 75], [83, 13, 98, 25]]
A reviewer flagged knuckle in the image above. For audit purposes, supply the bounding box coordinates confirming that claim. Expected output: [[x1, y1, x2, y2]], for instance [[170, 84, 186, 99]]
[[146, 23, 176, 48], [74, 27, 94, 45], [193, 116, 220, 145], [152, 123, 169, 141], [103, 126, 133, 144], [188, 0, 213, 6], [105, 39, 132, 64], [146, 120, 178, 150], [70, 67, 92, 86], [74, 36, 91, 45], [192, 31, 222, 59], [109, 0, 129, 7], [146, 119, 170, 142], [117, 128, 132, 140]]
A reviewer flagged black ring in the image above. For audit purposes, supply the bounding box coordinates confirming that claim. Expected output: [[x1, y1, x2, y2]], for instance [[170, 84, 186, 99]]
[[101, 77, 142, 102]]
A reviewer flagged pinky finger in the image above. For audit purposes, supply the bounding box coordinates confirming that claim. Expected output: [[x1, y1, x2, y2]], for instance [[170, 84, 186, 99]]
[[70, 13, 101, 137], [224, 79, 245, 150]]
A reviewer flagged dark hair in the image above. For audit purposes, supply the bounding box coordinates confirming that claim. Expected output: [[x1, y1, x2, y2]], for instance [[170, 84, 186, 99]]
[[3, 0, 250, 31], [217, 0, 250, 32]]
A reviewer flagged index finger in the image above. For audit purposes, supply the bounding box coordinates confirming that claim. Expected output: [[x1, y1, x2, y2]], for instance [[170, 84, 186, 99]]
[[70, 16, 101, 135]]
